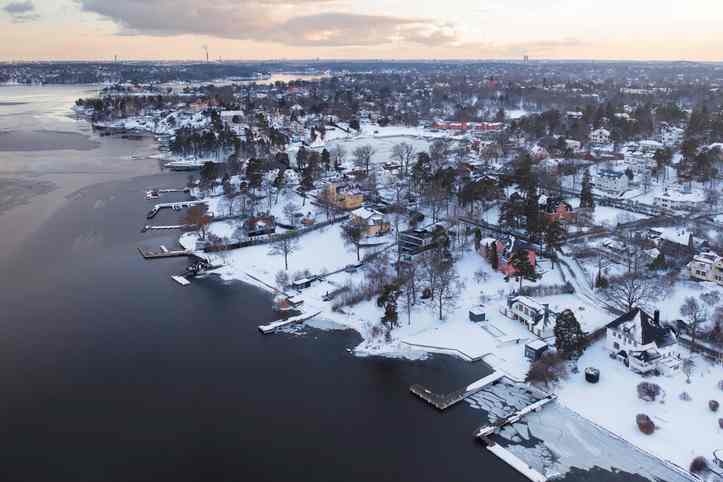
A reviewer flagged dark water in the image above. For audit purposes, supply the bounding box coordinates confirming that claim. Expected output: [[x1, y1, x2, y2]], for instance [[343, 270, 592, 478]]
[[0, 86, 646, 482]]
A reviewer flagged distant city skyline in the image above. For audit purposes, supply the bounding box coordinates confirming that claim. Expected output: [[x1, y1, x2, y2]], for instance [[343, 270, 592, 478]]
[[1, 0, 722, 61]]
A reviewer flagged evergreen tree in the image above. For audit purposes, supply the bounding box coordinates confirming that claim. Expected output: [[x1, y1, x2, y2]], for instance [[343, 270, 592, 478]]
[[544, 220, 565, 251], [554, 309, 586, 355], [473, 228, 482, 251], [488, 242, 499, 271], [595, 271, 609, 289], [510, 249, 540, 290], [321, 148, 331, 172], [580, 169, 595, 209], [648, 253, 667, 271]]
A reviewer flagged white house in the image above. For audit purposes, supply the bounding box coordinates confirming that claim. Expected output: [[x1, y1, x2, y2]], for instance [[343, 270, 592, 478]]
[[590, 128, 611, 145], [654, 189, 706, 211], [687, 251, 723, 286], [503, 296, 555, 338], [657, 126, 684, 147], [595, 169, 629, 194], [606, 308, 679, 374]]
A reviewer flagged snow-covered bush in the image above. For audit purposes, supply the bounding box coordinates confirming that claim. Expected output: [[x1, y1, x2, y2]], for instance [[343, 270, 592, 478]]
[[689, 456, 708, 474], [719, 418, 723, 429], [636, 414, 655, 435], [679, 392, 692, 401], [710, 400, 720, 412], [637, 382, 662, 402]]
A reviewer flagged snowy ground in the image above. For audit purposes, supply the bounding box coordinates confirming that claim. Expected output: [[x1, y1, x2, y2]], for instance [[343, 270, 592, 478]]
[[557, 342, 723, 473], [467, 381, 697, 482]]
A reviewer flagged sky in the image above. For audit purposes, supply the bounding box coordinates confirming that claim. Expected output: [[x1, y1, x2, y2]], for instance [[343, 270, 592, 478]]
[[0, 0, 722, 61]]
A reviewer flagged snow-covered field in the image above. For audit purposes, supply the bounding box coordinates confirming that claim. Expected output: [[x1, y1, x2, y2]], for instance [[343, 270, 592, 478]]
[[557, 342, 722, 472]]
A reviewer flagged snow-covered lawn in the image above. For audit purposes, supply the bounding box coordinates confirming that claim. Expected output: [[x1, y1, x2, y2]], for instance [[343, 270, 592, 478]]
[[557, 343, 723, 471]]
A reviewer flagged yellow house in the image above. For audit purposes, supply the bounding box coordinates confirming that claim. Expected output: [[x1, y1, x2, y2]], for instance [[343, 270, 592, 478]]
[[325, 183, 364, 210]]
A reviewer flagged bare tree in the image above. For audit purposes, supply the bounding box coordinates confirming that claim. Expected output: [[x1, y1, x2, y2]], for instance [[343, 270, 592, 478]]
[[680, 297, 708, 351], [391, 142, 416, 177], [352, 144, 375, 176], [601, 273, 662, 313], [341, 222, 364, 262], [428, 255, 463, 320], [282, 202, 298, 227], [183, 205, 211, 240], [329, 145, 346, 171], [268, 232, 300, 270]]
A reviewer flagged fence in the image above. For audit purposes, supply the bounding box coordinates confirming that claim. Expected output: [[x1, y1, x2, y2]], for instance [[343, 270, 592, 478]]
[[203, 215, 349, 252]]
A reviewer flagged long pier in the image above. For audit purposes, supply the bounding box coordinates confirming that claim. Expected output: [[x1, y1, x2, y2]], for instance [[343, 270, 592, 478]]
[[138, 246, 192, 259], [410, 371, 505, 411], [258, 311, 321, 334], [146, 200, 206, 219]]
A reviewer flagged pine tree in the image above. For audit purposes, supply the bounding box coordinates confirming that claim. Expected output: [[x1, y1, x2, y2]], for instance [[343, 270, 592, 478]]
[[474, 228, 482, 251], [554, 309, 585, 355], [580, 169, 595, 209], [544, 220, 565, 251], [510, 249, 540, 290], [488, 242, 499, 271], [321, 148, 331, 172]]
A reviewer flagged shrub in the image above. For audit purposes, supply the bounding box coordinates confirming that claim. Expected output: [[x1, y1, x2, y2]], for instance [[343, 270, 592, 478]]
[[710, 400, 720, 412], [689, 456, 707, 474], [719, 418, 723, 430], [637, 382, 662, 402], [636, 414, 655, 435], [679, 392, 692, 401], [525, 352, 569, 388]]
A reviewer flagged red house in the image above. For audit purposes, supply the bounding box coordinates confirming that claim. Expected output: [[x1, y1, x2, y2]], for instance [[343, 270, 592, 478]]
[[483, 237, 537, 277], [539, 196, 575, 223]]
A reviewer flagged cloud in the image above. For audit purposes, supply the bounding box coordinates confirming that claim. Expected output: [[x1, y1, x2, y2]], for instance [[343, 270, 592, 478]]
[[3, 0, 39, 21], [75, 0, 460, 47]]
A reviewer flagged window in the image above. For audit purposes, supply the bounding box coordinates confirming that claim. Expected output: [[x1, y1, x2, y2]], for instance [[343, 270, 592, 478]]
[[613, 342, 620, 350]]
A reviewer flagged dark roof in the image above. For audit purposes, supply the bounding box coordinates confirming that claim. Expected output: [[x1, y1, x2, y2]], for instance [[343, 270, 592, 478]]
[[607, 308, 676, 346]]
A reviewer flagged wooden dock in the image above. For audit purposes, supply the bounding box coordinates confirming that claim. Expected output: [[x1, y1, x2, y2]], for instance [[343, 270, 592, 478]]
[[141, 224, 192, 233], [258, 311, 321, 335], [138, 247, 192, 259], [410, 371, 505, 411], [475, 394, 557, 438], [146, 200, 206, 219]]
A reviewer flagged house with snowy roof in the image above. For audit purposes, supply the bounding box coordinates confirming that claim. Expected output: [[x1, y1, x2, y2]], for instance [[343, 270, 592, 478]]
[[485, 236, 538, 278], [503, 295, 555, 338], [350, 207, 390, 237], [538, 196, 575, 223], [687, 251, 723, 286], [653, 188, 706, 211], [606, 308, 679, 374], [595, 169, 629, 194], [590, 128, 611, 145]]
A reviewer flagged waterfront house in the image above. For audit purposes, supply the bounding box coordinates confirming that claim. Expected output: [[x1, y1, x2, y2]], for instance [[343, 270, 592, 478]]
[[503, 296, 554, 338], [605, 308, 679, 374], [244, 215, 276, 237]]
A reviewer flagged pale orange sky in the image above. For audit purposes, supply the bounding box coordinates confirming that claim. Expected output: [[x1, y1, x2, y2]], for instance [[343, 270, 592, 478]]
[[1, 0, 722, 61]]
